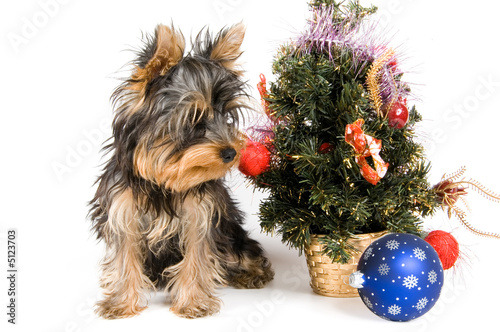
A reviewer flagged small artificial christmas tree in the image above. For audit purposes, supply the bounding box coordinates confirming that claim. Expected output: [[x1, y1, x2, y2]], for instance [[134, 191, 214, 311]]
[[245, 0, 441, 264]]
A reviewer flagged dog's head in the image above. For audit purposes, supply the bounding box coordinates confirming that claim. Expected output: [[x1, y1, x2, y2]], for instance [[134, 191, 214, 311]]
[[111, 23, 249, 193]]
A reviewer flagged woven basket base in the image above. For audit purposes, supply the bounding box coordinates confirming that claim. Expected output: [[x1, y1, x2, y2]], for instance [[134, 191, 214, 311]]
[[305, 231, 387, 298]]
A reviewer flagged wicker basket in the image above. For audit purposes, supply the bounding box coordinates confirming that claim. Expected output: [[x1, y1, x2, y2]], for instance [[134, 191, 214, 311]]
[[305, 231, 387, 297]]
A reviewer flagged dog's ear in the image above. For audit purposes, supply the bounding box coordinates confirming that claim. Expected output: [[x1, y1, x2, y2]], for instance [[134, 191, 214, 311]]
[[210, 23, 245, 73], [130, 24, 185, 94]]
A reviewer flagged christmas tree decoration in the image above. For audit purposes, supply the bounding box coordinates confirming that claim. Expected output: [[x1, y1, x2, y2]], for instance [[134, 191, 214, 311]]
[[242, 0, 500, 303], [349, 233, 444, 322], [424, 230, 459, 270], [238, 139, 271, 177], [434, 166, 500, 239], [319, 142, 335, 154], [387, 100, 409, 129], [242, 74, 277, 159], [257, 74, 276, 122], [345, 119, 389, 185], [243, 0, 438, 269], [366, 48, 396, 117]]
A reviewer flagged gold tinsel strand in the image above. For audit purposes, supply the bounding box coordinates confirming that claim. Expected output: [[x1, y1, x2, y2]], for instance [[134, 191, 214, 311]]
[[436, 166, 500, 239], [366, 49, 395, 116]]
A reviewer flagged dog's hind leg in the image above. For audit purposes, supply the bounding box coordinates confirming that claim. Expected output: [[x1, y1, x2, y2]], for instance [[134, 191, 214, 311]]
[[223, 224, 275, 290], [210, 185, 275, 290]]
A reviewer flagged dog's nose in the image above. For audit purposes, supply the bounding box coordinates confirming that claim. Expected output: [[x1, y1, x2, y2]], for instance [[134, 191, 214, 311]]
[[220, 148, 237, 163]]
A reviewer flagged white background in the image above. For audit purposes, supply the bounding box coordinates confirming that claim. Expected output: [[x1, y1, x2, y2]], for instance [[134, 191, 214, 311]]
[[2, 0, 500, 331]]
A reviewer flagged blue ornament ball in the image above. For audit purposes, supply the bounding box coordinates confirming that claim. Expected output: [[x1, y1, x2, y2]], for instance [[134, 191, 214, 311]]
[[349, 233, 444, 322]]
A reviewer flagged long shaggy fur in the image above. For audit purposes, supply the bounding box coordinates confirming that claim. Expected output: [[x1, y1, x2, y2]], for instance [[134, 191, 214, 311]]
[[89, 23, 274, 319]]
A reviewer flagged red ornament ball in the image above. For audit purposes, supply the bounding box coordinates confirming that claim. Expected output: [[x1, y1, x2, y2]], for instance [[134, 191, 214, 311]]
[[424, 230, 460, 270], [319, 142, 334, 154], [387, 101, 409, 129], [238, 140, 271, 177]]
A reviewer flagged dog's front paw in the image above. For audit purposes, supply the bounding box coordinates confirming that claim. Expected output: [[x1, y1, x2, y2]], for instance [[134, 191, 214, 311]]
[[96, 299, 146, 319], [170, 296, 221, 319]]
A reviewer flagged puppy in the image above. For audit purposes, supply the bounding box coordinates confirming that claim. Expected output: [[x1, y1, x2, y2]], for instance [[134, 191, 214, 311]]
[[89, 23, 274, 319]]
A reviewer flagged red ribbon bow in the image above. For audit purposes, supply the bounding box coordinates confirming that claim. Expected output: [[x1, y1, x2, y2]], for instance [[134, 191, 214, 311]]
[[345, 119, 388, 185]]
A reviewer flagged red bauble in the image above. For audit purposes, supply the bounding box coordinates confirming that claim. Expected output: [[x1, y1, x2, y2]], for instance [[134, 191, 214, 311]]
[[238, 140, 271, 177], [387, 101, 409, 129], [424, 230, 460, 270], [319, 142, 334, 154]]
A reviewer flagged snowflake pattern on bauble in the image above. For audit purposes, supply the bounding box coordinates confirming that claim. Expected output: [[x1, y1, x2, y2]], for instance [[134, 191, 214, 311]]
[[415, 297, 428, 311], [363, 246, 373, 260], [378, 263, 390, 275], [428, 270, 437, 284], [388, 304, 401, 316], [385, 239, 399, 250], [413, 247, 427, 261], [363, 296, 373, 309], [403, 274, 418, 289]]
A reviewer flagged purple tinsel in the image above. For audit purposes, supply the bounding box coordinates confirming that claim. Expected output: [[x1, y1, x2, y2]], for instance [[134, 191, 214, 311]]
[[296, 4, 410, 105]]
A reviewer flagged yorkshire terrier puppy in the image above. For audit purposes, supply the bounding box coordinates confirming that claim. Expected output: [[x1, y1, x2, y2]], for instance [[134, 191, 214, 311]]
[[89, 23, 274, 319]]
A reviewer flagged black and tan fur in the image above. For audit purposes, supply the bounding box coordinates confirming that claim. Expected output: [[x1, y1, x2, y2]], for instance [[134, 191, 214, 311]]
[[89, 23, 274, 319]]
